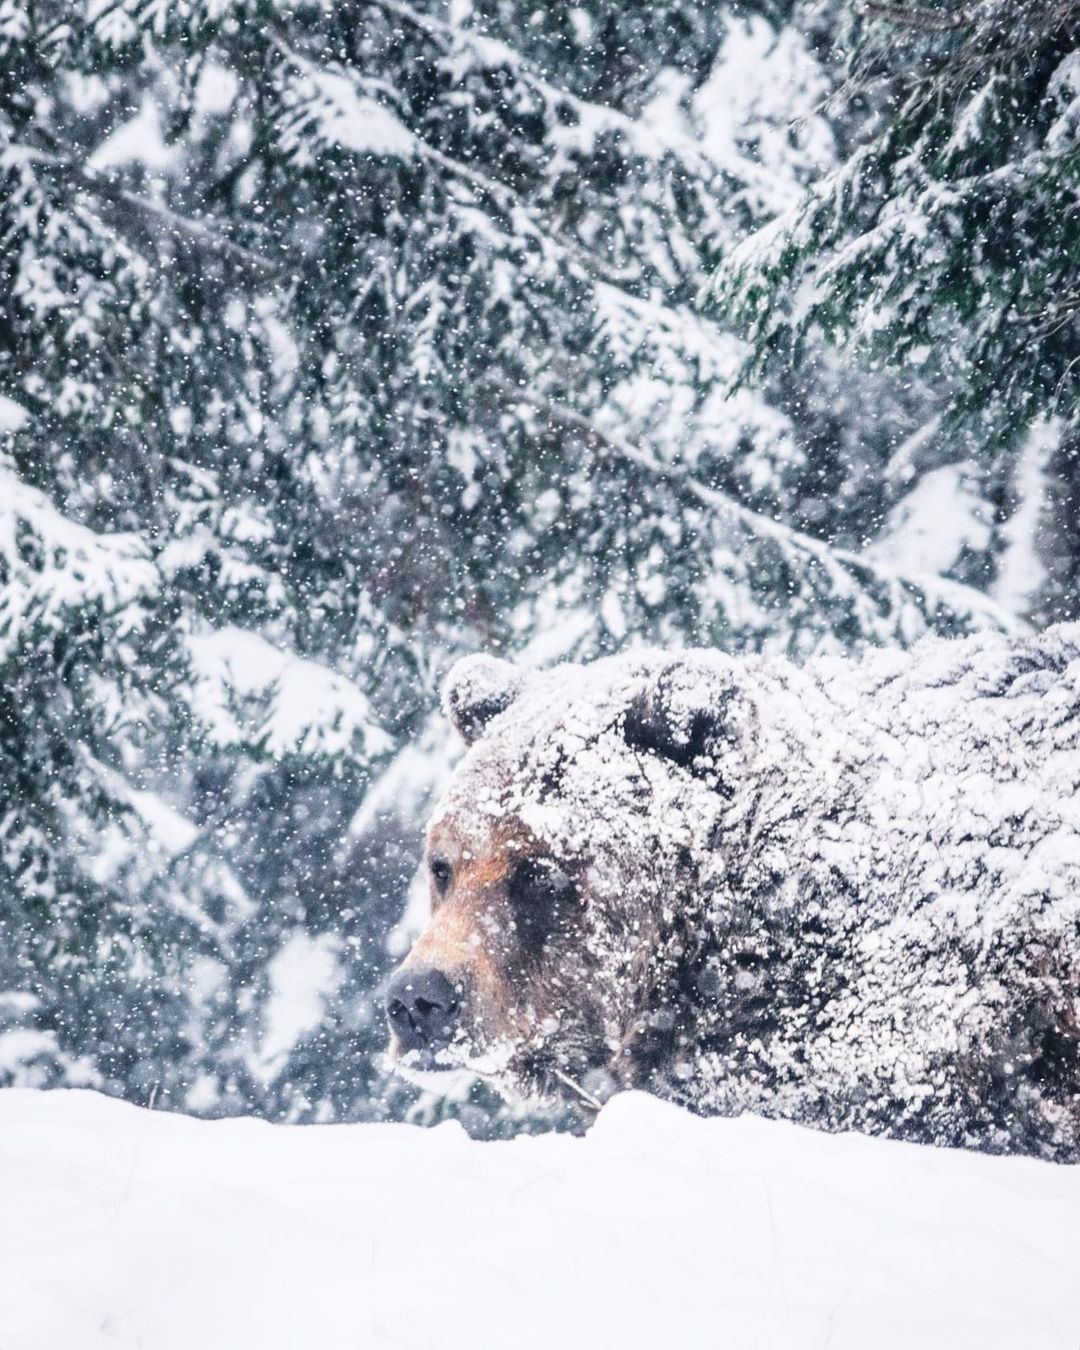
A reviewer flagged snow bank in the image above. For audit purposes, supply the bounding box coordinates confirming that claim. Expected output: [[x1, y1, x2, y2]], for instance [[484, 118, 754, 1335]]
[[3, 1089, 1079, 1350]]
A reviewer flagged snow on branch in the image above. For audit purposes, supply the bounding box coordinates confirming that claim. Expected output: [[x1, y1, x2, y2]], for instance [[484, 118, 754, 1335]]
[[186, 626, 392, 765], [268, 35, 667, 295], [270, 33, 418, 161], [8, 145, 280, 278], [364, 0, 716, 176], [493, 380, 1019, 642], [78, 753, 244, 955], [854, 3, 974, 29], [0, 463, 158, 663]]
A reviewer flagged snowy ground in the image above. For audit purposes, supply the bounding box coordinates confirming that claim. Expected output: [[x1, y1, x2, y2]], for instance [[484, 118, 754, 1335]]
[[3, 1089, 1079, 1350]]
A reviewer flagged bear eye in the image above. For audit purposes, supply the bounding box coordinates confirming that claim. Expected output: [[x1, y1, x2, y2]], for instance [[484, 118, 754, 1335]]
[[429, 855, 453, 895], [507, 857, 579, 954]]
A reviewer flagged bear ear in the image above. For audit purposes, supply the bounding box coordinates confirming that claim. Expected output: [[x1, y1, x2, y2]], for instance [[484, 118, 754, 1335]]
[[443, 653, 524, 745], [622, 656, 747, 772]]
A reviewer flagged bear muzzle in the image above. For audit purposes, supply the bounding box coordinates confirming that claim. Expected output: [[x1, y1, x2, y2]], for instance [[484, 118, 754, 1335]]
[[385, 966, 463, 1066]]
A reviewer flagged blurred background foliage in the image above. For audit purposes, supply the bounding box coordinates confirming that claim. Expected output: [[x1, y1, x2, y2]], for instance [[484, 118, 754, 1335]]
[[0, 0, 1075, 1129]]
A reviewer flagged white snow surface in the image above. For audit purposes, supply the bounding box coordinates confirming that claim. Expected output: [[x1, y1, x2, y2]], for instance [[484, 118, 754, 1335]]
[[88, 95, 181, 172], [3, 1087, 1079, 1350]]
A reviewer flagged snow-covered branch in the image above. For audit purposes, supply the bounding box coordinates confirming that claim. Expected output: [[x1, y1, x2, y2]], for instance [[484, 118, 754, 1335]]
[[854, 2, 973, 29], [10, 145, 280, 277], [494, 380, 1019, 636]]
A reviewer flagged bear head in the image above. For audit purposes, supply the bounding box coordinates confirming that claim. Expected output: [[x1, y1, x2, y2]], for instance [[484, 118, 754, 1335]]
[[385, 649, 752, 1109]]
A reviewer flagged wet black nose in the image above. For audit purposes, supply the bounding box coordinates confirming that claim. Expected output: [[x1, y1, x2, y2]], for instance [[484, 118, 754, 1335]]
[[386, 968, 461, 1054]]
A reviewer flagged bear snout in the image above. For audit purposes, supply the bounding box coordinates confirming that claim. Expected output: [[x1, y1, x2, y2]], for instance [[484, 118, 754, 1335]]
[[385, 967, 462, 1061]]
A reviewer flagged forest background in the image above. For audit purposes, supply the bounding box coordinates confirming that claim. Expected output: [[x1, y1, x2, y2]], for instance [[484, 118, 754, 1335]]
[[1, 0, 1076, 1130]]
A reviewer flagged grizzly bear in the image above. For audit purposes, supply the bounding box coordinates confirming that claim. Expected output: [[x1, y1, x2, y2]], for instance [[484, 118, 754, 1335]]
[[386, 625, 1080, 1160]]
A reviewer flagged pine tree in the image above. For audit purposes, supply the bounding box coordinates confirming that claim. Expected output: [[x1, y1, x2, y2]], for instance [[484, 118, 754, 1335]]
[[713, 0, 1080, 623]]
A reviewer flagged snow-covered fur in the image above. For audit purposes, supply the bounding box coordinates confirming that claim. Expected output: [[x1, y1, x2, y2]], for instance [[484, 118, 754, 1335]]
[[395, 628, 1080, 1159]]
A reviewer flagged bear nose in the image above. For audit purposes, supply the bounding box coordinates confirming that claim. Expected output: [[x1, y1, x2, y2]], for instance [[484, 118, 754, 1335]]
[[386, 968, 461, 1055]]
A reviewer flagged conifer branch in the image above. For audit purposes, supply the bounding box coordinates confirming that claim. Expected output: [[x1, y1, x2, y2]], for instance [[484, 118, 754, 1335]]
[[853, 3, 973, 29], [361, 0, 715, 177], [492, 379, 1020, 632], [11, 146, 280, 278], [267, 35, 650, 293]]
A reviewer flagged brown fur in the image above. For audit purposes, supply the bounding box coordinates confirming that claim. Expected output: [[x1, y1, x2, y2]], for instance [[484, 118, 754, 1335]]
[[392, 823, 548, 1059], [387, 637, 1080, 1157]]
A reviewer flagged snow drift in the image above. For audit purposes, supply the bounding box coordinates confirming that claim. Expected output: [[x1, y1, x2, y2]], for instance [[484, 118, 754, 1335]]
[[3, 1088, 1079, 1350]]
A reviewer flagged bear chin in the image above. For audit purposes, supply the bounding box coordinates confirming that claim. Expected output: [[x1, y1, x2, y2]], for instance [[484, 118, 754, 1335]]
[[391, 1036, 608, 1110], [390, 1038, 519, 1093], [393, 1057, 480, 1098]]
